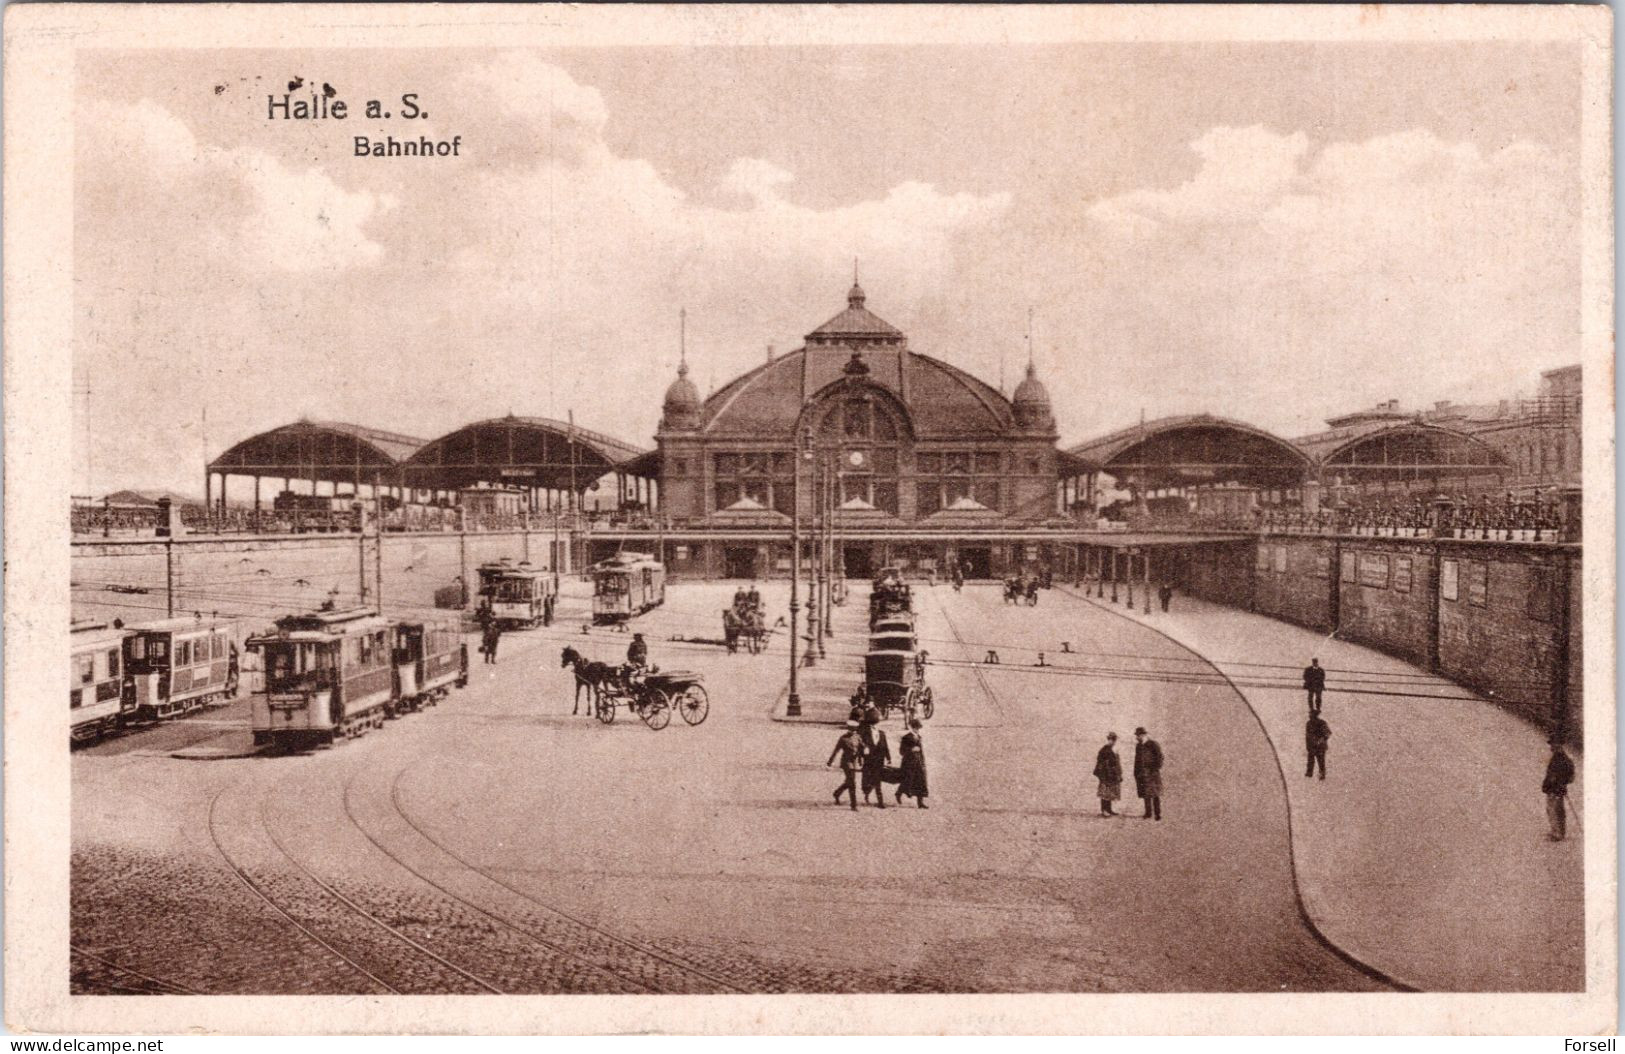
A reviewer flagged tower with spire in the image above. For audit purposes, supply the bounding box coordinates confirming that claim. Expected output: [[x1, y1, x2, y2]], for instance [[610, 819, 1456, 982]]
[[660, 307, 702, 432], [1012, 306, 1056, 433]]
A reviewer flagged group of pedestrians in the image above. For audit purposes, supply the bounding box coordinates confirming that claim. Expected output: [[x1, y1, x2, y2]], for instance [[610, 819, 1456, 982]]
[[828, 704, 928, 810], [1092, 728, 1163, 819]]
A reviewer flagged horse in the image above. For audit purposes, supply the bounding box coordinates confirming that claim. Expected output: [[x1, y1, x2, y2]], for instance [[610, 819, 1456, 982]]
[[560, 646, 615, 715], [1025, 579, 1040, 606], [1003, 578, 1022, 604], [721, 609, 742, 654]]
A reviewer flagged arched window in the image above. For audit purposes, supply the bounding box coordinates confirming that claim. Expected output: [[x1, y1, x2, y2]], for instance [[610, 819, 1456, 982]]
[[815, 393, 902, 514]]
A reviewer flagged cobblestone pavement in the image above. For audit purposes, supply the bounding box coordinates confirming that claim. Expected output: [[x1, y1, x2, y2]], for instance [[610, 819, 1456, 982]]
[[73, 581, 1385, 994]]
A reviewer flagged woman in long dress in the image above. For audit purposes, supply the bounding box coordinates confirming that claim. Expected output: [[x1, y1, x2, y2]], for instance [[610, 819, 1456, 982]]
[[896, 719, 929, 808]]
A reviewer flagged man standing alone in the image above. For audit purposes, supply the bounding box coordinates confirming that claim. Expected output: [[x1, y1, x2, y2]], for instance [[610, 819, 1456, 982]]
[[1133, 727, 1163, 821], [1305, 712, 1331, 780], [1542, 736, 1576, 841], [1303, 658, 1326, 713], [1093, 732, 1123, 816]]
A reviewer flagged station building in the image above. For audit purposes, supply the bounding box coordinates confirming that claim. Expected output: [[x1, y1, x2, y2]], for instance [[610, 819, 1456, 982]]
[[620, 281, 1090, 579]]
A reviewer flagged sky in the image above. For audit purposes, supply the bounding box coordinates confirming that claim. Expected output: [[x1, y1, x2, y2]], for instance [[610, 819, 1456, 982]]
[[73, 43, 1583, 496]]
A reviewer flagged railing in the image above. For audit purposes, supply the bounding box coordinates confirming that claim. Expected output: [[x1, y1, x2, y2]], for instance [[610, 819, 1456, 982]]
[[1256, 495, 1575, 542]]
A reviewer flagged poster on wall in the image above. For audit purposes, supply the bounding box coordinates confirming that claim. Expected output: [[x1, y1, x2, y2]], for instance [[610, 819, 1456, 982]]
[[1256, 545, 1270, 572], [1394, 555, 1413, 593], [1315, 553, 1331, 578], [1358, 552, 1390, 588], [1340, 551, 1357, 583], [1441, 558, 1460, 601], [1468, 560, 1489, 606], [1273, 545, 1288, 573]]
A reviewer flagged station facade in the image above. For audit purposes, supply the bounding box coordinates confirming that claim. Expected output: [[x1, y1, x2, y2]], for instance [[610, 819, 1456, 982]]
[[635, 281, 1087, 580]]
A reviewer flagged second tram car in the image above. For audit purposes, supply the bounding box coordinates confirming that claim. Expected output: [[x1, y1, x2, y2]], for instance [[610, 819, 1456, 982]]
[[592, 552, 666, 624], [71, 622, 133, 744], [390, 618, 469, 713], [247, 607, 396, 748], [475, 560, 556, 628], [124, 616, 240, 720]]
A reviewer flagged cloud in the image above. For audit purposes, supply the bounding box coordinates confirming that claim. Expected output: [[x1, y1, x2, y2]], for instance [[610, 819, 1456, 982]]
[[230, 153, 397, 271], [1065, 126, 1576, 435], [77, 98, 393, 273]]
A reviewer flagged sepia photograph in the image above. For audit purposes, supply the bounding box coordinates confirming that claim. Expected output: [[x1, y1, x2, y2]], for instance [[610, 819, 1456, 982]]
[[4, 3, 1614, 1036]]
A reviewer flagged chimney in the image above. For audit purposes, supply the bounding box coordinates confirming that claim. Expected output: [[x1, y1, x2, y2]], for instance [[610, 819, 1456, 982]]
[[766, 344, 775, 363]]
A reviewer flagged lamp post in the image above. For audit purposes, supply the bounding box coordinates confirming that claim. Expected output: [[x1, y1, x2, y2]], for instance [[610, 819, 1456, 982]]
[[787, 427, 810, 716], [806, 452, 821, 667]]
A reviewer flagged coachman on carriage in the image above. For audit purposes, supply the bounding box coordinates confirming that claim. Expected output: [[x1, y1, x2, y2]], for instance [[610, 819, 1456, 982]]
[[869, 566, 913, 629]]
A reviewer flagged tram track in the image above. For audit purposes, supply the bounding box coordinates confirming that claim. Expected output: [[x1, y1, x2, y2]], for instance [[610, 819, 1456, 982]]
[[208, 769, 510, 994], [70, 943, 203, 995], [333, 755, 746, 994]]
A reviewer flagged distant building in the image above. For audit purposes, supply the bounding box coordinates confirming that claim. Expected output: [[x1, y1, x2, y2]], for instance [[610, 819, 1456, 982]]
[[458, 484, 526, 518]]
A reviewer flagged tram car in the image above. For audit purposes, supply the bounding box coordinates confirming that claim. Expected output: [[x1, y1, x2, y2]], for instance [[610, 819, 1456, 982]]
[[475, 559, 556, 628], [123, 616, 241, 721], [247, 607, 397, 748], [71, 622, 134, 744], [591, 552, 666, 624], [390, 617, 469, 713]]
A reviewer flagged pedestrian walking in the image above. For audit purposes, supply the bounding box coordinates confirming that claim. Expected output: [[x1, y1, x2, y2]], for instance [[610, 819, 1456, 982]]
[[481, 620, 501, 665], [1133, 727, 1163, 820], [1542, 736, 1576, 841], [896, 719, 929, 808], [1093, 732, 1123, 816], [1303, 658, 1326, 713], [827, 721, 865, 811], [859, 709, 891, 808], [1305, 713, 1330, 780], [1158, 584, 1173, 612]]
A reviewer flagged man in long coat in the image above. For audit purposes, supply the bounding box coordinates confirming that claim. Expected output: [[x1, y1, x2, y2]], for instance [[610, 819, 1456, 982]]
[[1542, 736, 1576, 841], [1133, 726, 1163, 820], [1303, 658, 1326, 713], [859, 711, 891, 809], [1305, 713, 1331, 780], [1093, 732, 1123, 816]]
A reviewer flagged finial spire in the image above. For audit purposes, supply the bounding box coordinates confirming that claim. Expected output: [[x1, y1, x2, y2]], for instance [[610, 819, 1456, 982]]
[[678, 307, 689, 377], [854, 257, 859, 285], [1026, 306, 1035, 371]]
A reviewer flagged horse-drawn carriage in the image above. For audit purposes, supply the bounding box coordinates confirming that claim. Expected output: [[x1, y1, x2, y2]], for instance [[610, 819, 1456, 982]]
[[723, 587, 771, 654], [869, 567, 913, 628], [860, 647, 934, 723], [561, 646, 709, 730], [1003, 575, 1039, 606]]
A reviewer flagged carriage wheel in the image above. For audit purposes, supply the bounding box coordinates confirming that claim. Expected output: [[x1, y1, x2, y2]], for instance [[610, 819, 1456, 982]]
[[640, 690, 672, 730], [920, 686, 935, 720], [677, 684, 709, 725], [595, 693, 616, 724]]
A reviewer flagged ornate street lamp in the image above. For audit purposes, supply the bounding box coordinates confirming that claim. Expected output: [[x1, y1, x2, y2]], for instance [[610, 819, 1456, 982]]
[[787, 426, 811, 716]]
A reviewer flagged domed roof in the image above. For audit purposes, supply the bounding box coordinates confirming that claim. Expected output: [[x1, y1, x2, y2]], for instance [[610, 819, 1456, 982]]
[[661, 361, 703, 431], [1012, 362, 1055, 431]]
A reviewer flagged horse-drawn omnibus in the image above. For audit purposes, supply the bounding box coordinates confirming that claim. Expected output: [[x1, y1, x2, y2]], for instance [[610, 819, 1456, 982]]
[[591, 552, 665, 624], [475, 559, 556, 628]]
